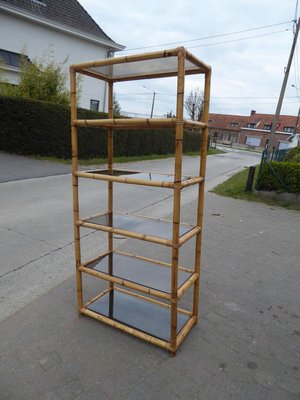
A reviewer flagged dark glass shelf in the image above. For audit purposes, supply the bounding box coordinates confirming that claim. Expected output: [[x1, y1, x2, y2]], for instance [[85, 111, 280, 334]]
[[86, 289, 190, 342], [85, 252, 192, 295], [86, 169, 189, 182], [81, 212, 194, 241]]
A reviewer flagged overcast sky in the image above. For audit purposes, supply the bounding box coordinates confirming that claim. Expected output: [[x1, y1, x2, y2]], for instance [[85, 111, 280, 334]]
[[79, 0, 299, 118]]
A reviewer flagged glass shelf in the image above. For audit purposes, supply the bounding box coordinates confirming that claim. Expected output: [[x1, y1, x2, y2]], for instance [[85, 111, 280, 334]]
[[86, 289, 190, 342], [75, 169, 204, 188], [83, 251, 193, 296], [86, 169, 189, 182], [80, 212, 195, 244]]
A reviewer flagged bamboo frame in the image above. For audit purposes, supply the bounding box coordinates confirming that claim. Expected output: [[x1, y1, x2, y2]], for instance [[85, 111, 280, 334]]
[[70, 47, 211, 355]]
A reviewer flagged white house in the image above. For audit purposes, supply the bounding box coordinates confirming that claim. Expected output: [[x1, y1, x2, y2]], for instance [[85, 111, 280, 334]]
[[0, 0, 124, 110]]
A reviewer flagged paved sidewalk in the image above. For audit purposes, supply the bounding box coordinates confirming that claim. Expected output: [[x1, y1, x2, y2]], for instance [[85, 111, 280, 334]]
[[0, 194, 299, 400]]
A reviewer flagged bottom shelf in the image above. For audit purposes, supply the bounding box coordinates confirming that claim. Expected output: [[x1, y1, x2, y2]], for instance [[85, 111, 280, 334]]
[[81, 288, 195, 351]]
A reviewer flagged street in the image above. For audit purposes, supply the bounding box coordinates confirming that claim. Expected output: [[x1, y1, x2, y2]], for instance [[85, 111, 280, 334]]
[[0, 149, 260, 321], [0, 149, 299, 400]]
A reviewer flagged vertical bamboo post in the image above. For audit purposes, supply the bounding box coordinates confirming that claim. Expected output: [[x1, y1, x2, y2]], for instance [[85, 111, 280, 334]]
[[107, 81, 114, 311], [70, 68, 83, 314], [193, 69, 211, 321], [170, 48, 186, 353]]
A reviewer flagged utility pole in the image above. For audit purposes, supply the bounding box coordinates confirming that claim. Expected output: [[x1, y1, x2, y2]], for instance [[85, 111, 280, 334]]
[[268, 18, 300, 156]]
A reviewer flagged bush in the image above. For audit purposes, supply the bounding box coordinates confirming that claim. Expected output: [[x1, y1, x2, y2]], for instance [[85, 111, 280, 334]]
[[257, 161, 300, 193], [284, 146, 300, 163], [0, 96, 202, 159]]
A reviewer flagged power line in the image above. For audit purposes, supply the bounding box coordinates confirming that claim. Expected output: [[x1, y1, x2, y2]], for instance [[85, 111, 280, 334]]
[[124, 20, 292, 52], [188, 29, 288, 49]]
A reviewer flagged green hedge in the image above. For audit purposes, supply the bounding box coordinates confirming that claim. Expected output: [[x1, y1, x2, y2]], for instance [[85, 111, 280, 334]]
[[257, 161, 300, 194], [0, 96, 202, 159], [284, 146, 300, 163]]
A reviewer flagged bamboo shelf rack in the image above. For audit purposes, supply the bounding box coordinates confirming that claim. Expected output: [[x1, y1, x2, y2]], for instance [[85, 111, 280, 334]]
[[70, 47, 211, 355]]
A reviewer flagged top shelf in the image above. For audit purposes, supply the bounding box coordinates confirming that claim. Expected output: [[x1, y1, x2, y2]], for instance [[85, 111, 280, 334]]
[[70, 47, 211, 83]]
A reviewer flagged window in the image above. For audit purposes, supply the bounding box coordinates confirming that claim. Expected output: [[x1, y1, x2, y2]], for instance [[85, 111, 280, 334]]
[[90, 99, 99, 112], [222, 133, 229, 140], [247, 123, 256, 129], [208, 119, 212, 123], [263, 124, 272, 130], [0, 49, 29, 68], [230, 122, 239, 127], [283, 126, 294, 133]]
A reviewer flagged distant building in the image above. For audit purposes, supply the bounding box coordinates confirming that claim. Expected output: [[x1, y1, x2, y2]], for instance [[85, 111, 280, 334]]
[[208, 110, 300, 150], [0, 0, 124, 110]]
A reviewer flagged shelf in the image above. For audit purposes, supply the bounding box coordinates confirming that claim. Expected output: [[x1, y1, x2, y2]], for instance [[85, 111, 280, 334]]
[[75, 169, 204, 188], [73, 117, 207, 130], [71, 47, 210, 82], [83, 288, 192, 343], [78, 212, 201, 246], [79, 251, 198, 300]]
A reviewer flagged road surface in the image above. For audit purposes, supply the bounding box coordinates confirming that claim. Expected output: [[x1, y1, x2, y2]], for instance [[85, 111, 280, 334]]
[[0, 149, 261, 321]]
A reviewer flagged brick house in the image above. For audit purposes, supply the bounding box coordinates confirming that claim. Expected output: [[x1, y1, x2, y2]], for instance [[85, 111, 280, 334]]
[[208, 113, 248, 145], [0, 0, 124, 110], [209, 110, 300, 149]]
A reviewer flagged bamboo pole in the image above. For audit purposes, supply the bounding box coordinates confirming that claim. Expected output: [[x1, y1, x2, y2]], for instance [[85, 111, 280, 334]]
[[178, 226, 201, 247], [193, 69, 212, 322], [170, 47, 186, 351], [77, 220, 173, 246], [75, 171, 175, 188], [177, 273, 199, 298], [180, 176, 204, 188], [107, 81, 114, 293], [78, 265, 171, 300], [73, 117, 207, 129], [176, 315, 197, 347], [71, 48, 179, 71], [70, 68, 83, 315]]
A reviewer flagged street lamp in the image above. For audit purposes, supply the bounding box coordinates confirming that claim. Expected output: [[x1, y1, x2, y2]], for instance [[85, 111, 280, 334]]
[[142, 85, 156, 118]]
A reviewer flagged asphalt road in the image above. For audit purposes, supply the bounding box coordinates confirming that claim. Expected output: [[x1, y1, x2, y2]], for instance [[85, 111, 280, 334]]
[[0, 149, 261, 321]]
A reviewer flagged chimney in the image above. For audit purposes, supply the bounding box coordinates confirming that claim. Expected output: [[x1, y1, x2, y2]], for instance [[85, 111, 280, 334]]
[[251, 110, 256, 115]]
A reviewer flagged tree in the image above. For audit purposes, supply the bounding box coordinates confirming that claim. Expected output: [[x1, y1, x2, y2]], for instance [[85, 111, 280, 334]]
[[0, 51, 70, 105], [184, 87, 204, 121], [165, 110, 175, 118], [113, 94, 122, 116]]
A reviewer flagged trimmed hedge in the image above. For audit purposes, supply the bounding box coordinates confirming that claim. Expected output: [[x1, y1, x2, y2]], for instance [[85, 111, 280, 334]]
[[0, 96, 202, 159], [284, 146, 300, 163], [257, 161, 300, 194]]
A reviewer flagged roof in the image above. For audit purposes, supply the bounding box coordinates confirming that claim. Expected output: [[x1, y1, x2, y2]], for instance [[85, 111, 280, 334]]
[[244, 111, 300, 134], [208, 113, 248, 130], [0, 0, 123, 49], [209, 111, 300, 134]]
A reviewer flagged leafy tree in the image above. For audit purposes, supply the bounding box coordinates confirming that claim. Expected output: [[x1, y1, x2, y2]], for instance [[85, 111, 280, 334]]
[[184, 87, 204, 121], [113, 94, 122, 116]]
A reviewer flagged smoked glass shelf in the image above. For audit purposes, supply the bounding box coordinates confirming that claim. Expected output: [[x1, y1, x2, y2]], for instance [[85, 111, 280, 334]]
[[82, 288, 192, 344], [78, 211, 200, 246], [75, 169, 204, 188], [79, 251, 198, 300]]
